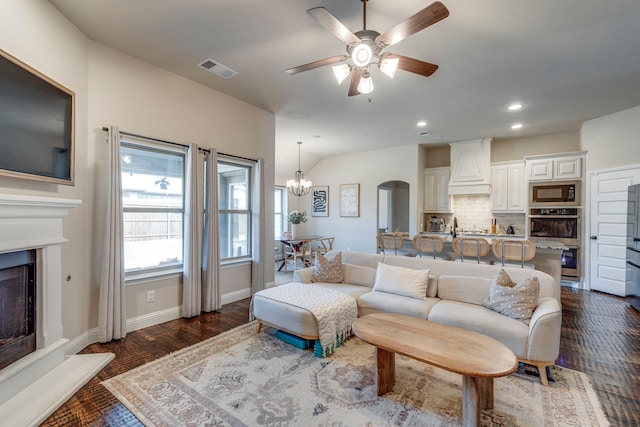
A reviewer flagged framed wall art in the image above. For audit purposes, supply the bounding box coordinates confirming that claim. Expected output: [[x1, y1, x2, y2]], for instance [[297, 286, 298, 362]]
[[311, 185, 329, 217], [339, 183, 360, 217]]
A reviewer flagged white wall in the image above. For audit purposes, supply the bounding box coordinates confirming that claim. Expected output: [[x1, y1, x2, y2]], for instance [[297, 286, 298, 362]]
[[1, 1, 275, 347], [581, 105, 640, 171], [302, 144, 421, 253]]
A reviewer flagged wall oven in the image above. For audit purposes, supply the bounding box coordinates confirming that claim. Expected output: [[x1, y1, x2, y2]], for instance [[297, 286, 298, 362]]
[[529, 207, 581, 279]]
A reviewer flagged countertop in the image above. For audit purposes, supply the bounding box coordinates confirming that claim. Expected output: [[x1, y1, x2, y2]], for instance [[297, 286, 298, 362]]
[[419, 232, 567, 250]]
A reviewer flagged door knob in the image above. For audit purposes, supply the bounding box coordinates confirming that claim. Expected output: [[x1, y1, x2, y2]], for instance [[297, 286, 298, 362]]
[[590, 236, 597, 240]]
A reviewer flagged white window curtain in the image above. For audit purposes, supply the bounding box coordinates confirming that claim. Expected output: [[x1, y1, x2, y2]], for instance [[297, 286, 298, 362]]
[[98, 125, 127, 342], [202, 149, 221, 312], [182, 143, 204, 317], [251, 158, 266, 294], [183, 144, 221, 317]]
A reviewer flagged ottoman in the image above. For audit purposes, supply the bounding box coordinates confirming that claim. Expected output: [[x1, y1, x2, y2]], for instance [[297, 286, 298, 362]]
[[251, 282, 358, 356]]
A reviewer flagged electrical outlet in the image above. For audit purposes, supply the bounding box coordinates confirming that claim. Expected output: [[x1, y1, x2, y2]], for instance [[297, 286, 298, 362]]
[[146, 290, 155, 303]]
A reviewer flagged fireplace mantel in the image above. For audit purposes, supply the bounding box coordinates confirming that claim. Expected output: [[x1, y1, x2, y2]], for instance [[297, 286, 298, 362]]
[[0, 194, 114, 426]]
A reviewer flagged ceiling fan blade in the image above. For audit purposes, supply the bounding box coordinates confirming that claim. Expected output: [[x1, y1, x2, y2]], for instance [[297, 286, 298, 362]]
[[285, 55, 349, 75], [377, 1, 449, 47], [307, 7, 361, 45], [387, 54, 439, 77], [348, 67, 364, 97]]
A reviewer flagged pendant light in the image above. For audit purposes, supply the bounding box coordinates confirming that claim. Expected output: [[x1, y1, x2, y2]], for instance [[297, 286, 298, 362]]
[[286, 141, 312, 197]]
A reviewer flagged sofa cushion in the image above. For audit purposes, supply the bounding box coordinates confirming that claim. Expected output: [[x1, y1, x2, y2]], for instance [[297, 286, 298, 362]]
[[358, 291, 439, 319], [313, 252, 344, 283], [372, 262, 431, 300], [343, 263, 376, 287], [381, 256, 438, 297], [483, 269, 540, 320], [428, 300, 529, 359], [338, 251, 385, 268], [436, 275, 493, 305]]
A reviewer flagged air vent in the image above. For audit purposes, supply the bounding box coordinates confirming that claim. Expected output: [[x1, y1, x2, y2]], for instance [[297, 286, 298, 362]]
[[197, 58, 238, 79], [417, 130, 432, 137]]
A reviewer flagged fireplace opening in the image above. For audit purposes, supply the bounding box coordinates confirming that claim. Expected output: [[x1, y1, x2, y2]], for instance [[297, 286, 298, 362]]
[[0, 250, 36, 370]]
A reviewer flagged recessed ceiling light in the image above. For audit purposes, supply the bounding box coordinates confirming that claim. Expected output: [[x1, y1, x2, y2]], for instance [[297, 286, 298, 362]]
[[416, 120, 427, 127], [511, 123, 523, 129], [508, 103, 523, 111]]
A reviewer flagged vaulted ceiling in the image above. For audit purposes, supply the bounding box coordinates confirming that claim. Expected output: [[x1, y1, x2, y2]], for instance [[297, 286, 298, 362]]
[[50, 0, 640, 178]]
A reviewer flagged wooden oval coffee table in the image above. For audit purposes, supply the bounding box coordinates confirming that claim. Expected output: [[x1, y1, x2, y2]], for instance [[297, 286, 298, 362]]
[[353, 313, 518, 427]]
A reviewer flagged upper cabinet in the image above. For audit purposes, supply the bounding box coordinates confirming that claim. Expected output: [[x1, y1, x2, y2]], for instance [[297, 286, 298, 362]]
[[448, 139, 492, 195], [491, 161, 525, 212], [526, 153, 584, 182], [424, 167, 451, 213]]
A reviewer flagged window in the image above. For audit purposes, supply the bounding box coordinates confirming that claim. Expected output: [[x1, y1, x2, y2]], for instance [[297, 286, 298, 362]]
[[218, 159, 252, 261], [120, 138, 186, 277], [274, 186, 287, 238]]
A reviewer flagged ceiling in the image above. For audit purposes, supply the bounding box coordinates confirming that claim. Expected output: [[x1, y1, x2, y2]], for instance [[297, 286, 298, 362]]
[[50, 0, 640, 178]]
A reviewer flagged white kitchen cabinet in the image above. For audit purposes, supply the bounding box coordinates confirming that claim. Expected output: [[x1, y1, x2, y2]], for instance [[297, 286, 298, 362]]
[[424, 167, 450, 212], [526, 154, 583, 181], [491, 162, 525, 212]]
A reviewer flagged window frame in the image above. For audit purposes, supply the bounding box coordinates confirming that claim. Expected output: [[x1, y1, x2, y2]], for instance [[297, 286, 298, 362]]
[[218, 156, 253, 264], [120, 137, 187, 282]]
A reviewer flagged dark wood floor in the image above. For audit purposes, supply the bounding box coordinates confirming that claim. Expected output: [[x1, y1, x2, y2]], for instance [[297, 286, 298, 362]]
[[41, 287, 640, 426]]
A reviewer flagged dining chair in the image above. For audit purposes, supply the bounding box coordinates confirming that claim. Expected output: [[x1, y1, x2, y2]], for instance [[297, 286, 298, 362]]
[[412, 234, 445, 259], [452, 236, 491, 264], [377, 233, 405, 255], [283, 240, 312, 272], [318, 237, 335, 255], [492, 239, 536, 269]]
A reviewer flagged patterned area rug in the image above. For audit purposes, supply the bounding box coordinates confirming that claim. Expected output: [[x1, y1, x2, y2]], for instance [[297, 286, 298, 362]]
[[103, 322, 609, 426]]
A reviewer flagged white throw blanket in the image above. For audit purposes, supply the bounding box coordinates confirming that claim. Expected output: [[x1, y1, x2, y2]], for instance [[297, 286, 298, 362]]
[[251, 283, 358, 356]]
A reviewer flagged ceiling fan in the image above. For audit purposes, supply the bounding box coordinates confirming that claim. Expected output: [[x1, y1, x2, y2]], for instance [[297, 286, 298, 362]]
[[286, 0, 449, 96]]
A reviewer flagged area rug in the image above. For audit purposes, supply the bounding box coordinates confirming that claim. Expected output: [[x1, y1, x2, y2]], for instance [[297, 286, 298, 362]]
[[102, 322, 609, 426]]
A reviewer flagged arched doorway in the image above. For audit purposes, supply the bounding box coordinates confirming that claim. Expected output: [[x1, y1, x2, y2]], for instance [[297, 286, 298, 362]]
[[377, 180, 410, 235]]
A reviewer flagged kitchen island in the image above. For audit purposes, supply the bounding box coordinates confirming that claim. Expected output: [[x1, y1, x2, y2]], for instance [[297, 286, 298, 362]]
[[398, 233, 567, 286]]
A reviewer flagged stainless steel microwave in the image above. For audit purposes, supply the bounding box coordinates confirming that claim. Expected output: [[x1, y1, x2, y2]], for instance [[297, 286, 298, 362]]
[[530, 181, 580, 206]]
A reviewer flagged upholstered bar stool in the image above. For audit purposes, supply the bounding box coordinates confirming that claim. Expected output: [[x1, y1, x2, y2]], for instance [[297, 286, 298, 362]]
[[452, 236, 491, 264], [492, 239, 536, 269], [412, 235, 445, 259], [378, 233, 405, 255]]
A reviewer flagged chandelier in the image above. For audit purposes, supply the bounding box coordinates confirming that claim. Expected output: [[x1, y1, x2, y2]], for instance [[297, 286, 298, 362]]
[[286, 141, 312, 197]]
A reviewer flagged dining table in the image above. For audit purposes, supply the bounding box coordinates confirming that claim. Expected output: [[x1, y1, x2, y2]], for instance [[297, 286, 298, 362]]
[[277, 235, 324, 271]]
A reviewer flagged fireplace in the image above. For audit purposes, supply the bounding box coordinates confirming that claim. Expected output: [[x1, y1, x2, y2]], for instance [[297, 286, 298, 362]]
[[0, 250, 36, 370], [0, 194, 114, 425]]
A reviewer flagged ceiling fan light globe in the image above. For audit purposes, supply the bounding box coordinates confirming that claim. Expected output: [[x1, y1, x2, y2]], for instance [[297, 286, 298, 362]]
[[358, 72, 374, 94], [332, 64, 351, 84], [352, 43, 373, 67], [379, 57, 399, 78]]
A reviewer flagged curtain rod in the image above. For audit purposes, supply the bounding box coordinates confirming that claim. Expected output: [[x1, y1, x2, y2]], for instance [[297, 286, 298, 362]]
[[101, 127, 258, 163]]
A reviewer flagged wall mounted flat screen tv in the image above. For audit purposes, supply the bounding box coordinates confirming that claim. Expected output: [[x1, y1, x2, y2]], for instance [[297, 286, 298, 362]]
[[0, 48, 74, 185]]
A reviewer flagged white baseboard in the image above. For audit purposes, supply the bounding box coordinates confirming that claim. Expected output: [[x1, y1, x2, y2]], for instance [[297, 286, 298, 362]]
[[221, 288, 251, 305], [64, 290, 253, 356], [126, 306, 182, 333]]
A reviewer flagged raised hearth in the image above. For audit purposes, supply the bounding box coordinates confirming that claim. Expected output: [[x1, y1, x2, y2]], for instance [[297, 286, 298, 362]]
[[0, 194, 114, 426]]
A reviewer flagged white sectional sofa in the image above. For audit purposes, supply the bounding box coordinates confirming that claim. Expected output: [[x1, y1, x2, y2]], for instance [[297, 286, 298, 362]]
[[290, 250, 562, 385]]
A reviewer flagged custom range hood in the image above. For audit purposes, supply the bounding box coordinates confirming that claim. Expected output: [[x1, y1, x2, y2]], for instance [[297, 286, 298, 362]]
[[448, 139, 492, 195]]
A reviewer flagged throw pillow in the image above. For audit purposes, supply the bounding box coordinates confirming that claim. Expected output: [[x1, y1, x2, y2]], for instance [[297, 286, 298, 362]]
[[483, 269, 540, 320], [313, 252, 344, 283], [372, 262, 431, 300]]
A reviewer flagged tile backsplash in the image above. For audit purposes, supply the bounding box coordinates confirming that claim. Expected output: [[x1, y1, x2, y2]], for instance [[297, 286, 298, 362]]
[[425, 194, 526, 234]]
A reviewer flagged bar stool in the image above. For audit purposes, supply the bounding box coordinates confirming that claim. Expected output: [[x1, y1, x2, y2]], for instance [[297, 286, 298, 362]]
[[452, 236, 491, 264], [412, 235, 445, 259], [377, 233, 405, 255], [492, 239, 536, 269]]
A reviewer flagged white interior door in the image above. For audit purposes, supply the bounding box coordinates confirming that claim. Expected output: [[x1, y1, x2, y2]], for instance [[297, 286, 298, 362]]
[[590, 166, 640, 295]]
